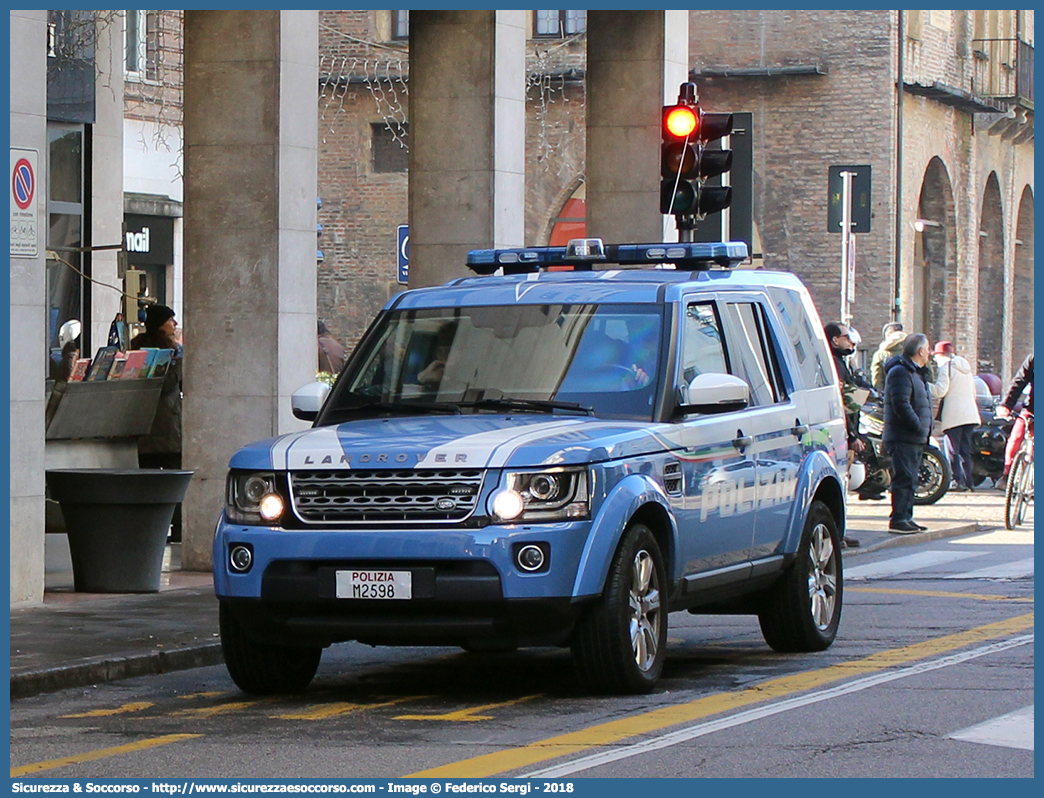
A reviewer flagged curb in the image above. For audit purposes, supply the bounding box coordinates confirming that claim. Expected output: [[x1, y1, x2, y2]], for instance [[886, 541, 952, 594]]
[[10, 642, 224, 700], [843, 522, 980, 557]]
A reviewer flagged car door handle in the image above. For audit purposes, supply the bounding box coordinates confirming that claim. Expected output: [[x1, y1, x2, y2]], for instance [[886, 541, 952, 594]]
[[791, 419, 809, 437], [732, 431, 753, 450]]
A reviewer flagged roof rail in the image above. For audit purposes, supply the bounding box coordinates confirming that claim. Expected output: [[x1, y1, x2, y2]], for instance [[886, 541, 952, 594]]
[[466, 238, 749, 275]]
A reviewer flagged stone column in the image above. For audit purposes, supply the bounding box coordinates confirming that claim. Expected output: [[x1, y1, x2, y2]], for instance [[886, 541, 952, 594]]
[[408, 10, 526, 288], [586, 11, 689, 244], [181, 10, 318, 570], [9, 10, 49, 606], [89, 14, 124, 350]]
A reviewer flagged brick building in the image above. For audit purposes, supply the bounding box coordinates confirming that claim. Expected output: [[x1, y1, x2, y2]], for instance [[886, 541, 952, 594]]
[[316, 10, 1033, 380]]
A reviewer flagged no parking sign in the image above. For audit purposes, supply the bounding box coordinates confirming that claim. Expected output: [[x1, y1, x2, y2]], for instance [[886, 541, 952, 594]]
[[10, 148, 39, 257]]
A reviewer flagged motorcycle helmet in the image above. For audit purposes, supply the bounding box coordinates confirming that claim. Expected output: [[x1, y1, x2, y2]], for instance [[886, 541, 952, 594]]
[[847, 461, 866, 492], [58, 319, 81, 348]]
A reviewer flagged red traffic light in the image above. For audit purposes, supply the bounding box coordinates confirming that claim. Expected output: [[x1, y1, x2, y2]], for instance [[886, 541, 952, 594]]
[[664, 105, 698, 139]]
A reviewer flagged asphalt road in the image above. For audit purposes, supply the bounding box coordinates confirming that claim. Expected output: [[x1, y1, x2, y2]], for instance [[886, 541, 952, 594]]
[[11, 524, 1033, 780]]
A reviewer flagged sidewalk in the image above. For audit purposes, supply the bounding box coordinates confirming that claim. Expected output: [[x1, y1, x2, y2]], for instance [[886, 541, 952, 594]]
[[9, 489, 1022, 699]]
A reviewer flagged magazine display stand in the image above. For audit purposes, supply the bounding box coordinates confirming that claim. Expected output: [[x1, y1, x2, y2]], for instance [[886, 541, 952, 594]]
[[46, 378, 164, 440], [45, 469, 193, 593]]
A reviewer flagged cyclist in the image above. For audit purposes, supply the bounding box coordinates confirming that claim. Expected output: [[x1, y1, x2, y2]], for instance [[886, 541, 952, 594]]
[[996, 353, 1033, 479]]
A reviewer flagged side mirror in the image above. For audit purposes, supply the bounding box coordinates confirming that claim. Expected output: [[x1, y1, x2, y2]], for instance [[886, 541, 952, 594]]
[[676, 373, 750, 415], [291, 382, 331, 421]]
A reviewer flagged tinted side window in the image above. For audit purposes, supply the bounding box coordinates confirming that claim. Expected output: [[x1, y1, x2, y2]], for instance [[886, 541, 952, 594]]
[[766, 286, 833, 388], [680, 302, 729, 384], [723, 302, 788, 406]]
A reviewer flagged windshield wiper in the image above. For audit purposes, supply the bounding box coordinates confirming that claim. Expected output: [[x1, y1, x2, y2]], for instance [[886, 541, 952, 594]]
[[455, 397, 594, 415], [331, 394, 463, 417]]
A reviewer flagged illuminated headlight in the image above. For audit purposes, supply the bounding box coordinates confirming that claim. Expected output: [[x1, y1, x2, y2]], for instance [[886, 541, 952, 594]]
[[226, 471, 285, 525], [490, 467, 589, 523]]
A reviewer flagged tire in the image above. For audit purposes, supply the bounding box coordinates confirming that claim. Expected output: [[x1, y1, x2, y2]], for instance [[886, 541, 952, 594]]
[[219, 602, 322, 695], [1004, 452, 1029, 529], [571, 523, 667, 694], [759, 501, 842, 653], [913, 445, 951, 505]]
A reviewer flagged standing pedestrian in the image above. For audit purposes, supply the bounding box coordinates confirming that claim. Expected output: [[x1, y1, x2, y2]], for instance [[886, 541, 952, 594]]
[[131, 304, 183, 540], [870, 322, 905, 391], [825, 321, 874, 544], [882, 334, 933, 533], [996, 353, 1034, 478], [317, 320, 346, 375], [931, 341, 981, 491]]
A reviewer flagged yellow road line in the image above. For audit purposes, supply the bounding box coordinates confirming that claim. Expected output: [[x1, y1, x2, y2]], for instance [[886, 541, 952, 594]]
[[396, 695, 540, 722], [170, 698, 277, 718], [177, 691, 226, 700], [61, 702, 154, 718], [275, 696, 425, 721], [848, 586, 1034, 603], [11, 734, 201, 777], [408, 613, 1033, 777]]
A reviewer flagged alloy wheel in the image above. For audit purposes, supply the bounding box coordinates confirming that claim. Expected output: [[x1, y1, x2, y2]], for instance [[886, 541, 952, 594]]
[[806, 523, 837, 630], [628, 549, 661, 672]]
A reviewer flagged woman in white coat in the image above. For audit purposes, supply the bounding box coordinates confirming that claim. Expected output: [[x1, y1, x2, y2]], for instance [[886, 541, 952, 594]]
[[932, 341, 982, 490]]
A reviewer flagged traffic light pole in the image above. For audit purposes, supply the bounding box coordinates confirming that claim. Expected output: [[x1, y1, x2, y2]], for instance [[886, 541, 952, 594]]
[[839, 170, 855, 326]]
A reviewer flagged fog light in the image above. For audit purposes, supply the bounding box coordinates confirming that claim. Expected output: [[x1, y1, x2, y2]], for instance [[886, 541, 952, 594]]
[[230, 545, 253, 572], [517, 544, 545, 572], [492, 489, 525, 521], [259, 493, 284, 522]]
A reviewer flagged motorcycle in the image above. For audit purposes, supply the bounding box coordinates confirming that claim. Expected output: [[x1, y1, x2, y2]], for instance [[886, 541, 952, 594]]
[[854, 397, 952, 504]]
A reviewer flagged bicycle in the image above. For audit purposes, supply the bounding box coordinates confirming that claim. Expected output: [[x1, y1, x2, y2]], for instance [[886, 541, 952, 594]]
[[1004, 411, 1033, 529]]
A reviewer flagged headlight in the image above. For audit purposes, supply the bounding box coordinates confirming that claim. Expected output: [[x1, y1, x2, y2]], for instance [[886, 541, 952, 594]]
[[226, 471, 285, 525], [490, 467, 589, 523]]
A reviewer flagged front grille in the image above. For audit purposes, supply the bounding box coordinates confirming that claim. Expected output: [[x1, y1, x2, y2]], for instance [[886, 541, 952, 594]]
[[290, 469, 485, 524]]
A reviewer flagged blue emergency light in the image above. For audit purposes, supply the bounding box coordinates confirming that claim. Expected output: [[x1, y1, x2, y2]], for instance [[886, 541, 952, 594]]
[[467, 238, 749, 275]]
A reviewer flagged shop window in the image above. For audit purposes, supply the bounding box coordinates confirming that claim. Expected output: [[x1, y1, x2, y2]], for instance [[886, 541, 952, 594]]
[[534, 10, 587, 37], [47, 123, 88, 374], [372, 123, 409, 173]]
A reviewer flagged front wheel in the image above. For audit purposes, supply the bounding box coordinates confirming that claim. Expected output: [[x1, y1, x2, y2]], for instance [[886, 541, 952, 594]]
[[1004, 452, 1030, 529], [572, 523, 667, 694], [759, 501, 842, 652], [219, 603, 323, 695], [913, 445, 951, 505]]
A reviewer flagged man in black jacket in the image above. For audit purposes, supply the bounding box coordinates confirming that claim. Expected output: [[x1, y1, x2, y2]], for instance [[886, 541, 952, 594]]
[[883, 333, 933, 533]]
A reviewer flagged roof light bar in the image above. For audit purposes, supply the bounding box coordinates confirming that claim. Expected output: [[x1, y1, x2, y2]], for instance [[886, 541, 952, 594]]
[[466, 239, 749, 275]]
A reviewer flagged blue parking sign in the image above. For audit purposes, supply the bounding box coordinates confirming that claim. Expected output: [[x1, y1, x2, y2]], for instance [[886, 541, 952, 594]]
[[397, 225, 408, 284]]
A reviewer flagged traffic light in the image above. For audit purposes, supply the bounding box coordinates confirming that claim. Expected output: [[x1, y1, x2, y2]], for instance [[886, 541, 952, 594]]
[[659, 84, 735, 222], [660, 104, 699, 215]]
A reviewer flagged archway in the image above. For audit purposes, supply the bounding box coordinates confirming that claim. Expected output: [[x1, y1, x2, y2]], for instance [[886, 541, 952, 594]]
[[912, 158, 958, 342], [976, 173, 1004, 373], [1012, 186, 1034, 371]]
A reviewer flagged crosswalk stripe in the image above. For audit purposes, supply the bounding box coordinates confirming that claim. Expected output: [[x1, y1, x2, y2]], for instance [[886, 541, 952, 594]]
[[944, 558, 1035, 581], [948, 705, 1034, 751], [845, 550, 981, 581]]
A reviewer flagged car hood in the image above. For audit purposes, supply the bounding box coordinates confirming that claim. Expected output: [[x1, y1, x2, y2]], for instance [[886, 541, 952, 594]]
[[229, 415, 677, 471]]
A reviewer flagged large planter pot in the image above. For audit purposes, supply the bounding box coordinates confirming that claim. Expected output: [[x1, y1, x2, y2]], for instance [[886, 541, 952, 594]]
[[46, 469, 194, 593]]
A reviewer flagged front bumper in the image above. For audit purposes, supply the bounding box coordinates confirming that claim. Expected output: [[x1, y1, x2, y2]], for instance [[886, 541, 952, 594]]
[[213, 515, 595, 647]]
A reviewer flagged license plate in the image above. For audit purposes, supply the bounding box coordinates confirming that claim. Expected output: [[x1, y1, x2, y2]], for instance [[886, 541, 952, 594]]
[[336, 570, 412, 600]]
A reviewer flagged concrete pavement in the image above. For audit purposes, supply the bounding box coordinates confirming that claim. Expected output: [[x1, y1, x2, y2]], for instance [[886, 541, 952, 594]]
[[10, 488, 1026, 699]]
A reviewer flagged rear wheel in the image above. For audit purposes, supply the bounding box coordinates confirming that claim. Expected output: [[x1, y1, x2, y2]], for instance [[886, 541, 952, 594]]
[[1005, 452, 1030, 529], [913, 445, 951, 505], [572, 523, 667, 694], [759, 501, 842, 652], [219, 602, 322, 695]]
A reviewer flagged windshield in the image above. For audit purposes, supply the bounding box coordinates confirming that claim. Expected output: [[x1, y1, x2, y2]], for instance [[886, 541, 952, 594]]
[[324, 303, 663, 421]]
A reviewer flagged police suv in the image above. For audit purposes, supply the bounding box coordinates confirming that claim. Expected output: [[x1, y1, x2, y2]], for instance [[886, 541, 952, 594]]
[[214, 239, 848, 695]]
